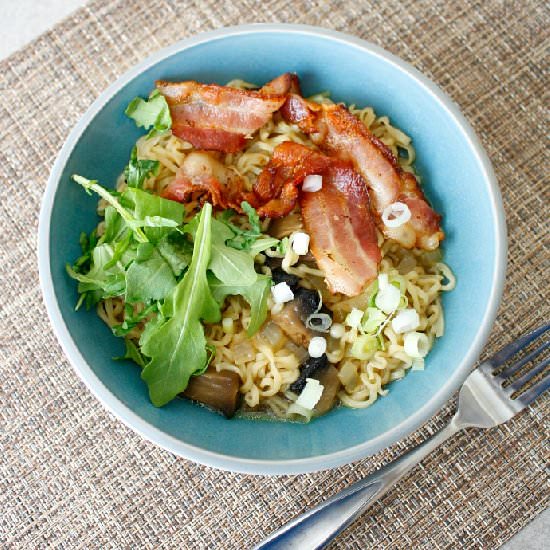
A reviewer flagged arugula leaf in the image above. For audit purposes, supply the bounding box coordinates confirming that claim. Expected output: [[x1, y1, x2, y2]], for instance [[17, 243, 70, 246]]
[[112, 302, 158, 337], [125, 187, 185, 242], [276, 236, 289, 255], [125, 90, 172, 138], [186, 214, 258, 286], [139, 310, 165, 347], [125, 146, 160, 189], [72, 228, 98, 273], [220, 202, 268, 251], [116, 338, 147, 368], [242, 201, 261, 233], [125, 215, 180, 229], [73, 175, 149, 243], [209, 219, 257, 286], [210, 274, 271, 336], [125, 250, 177, 304], [156, 232, 192, 277], [248, 237, 280, 255], [66, 264, 125, 298], [104, 231, 132, 270], [140, 204, 221, 407], [136, 242, 155, 261], [76, 244, 128, 289], [67, 238, 138, 309], [101, 206, 127, 244]]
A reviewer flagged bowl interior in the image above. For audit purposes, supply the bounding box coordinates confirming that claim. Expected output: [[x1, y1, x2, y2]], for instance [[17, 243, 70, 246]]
[[46, 28, 501, 469]]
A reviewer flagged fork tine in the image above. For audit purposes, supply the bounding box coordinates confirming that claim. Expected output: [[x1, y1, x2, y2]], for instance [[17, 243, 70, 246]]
[[499, 338, 550, 379], [508, 356, 550, 393], [485, 323, 550, 370], [516, 371, 550, 407]]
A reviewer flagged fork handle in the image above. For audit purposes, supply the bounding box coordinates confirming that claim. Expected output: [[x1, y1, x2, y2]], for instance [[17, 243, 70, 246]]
[[254, 420, 460, 550]]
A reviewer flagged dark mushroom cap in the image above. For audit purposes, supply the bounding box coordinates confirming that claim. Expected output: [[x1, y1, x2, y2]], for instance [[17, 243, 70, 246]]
[[271, 267, 300, 289], [290, 353, 328, 393]]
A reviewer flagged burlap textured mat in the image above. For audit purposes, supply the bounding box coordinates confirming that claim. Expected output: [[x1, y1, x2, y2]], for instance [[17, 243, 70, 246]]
[[0, 1, 548, 548]]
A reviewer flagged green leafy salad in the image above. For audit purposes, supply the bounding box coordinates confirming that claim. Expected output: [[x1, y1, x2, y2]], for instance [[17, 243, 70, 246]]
[[67, 92, 279, 407]]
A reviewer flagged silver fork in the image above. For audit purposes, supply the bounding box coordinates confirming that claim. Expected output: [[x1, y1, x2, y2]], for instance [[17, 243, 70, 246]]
[[255, 323, 550, 550]]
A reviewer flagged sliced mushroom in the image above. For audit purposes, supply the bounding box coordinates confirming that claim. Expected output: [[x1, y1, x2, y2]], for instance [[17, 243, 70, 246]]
[[182, 367, 241, 418], [271, 267, 299, 289], [271, 286, 332, 346], [271, 303, 313, 346], [293, 287, 322, 323], [312, 365, 341, 415], [289, 353, 328, 393]]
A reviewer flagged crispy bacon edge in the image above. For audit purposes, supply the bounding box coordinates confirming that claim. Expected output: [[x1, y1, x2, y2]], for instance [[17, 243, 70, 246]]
[[156, 73, 298, 153], [161, 151, 256, 211], [282, 95, 444, 250]]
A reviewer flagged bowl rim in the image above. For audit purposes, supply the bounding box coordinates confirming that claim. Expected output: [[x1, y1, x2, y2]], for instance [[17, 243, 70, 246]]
[[38, 23, 507, 475]]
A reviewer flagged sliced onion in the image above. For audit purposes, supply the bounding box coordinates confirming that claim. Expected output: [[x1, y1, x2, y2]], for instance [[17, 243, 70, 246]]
[[382, 202, 411, 228], [258, 321, 284, 348], [337, 361, 357, 389], [302, 174, 323, 192], [397, 253, 416, 275], [306, 313, 333, 332], [285, 341, 309, 364], [233, 340, 256, 363]]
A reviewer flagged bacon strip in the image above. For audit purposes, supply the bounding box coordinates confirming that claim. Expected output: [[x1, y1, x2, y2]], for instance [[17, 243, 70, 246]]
[[301, 163, 381, 296], [257, 142, 381, 295], [282, 95, 444, 250], [260, 72, 301, 96], [161, 142, 327, 217], [254, 141, 333, 218], [156, 75, 293, 153]]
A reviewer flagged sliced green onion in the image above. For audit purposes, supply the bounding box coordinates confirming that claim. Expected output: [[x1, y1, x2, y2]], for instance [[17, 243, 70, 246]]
[[404, 331, 430, 358], [287, 402, 314, 422], [391, 308, 420, 334], [390, 274, 406, 294], [306, 313, 332, 332], [362, 307, 386, 334], [375, 283, 400, 314], [329, 323, 346, 339], [350, 334, 378, 360], [345, 308, 364, 328], [222, 317, 234, 334]]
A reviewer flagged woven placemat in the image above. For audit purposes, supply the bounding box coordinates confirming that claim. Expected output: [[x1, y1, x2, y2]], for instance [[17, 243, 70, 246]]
[[1, 1, 548, 548]]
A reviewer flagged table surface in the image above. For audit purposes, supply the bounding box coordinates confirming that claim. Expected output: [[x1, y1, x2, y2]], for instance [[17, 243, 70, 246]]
[[1, 0, 548, 548]]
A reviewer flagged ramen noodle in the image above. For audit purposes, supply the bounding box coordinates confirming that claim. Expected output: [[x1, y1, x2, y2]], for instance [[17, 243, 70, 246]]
[[73, 76, 455, 421]]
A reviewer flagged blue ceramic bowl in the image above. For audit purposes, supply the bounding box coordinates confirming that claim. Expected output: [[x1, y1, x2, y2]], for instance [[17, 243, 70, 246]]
[[39, 24, 506, 474]]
